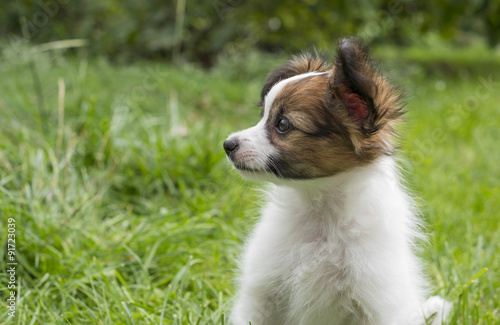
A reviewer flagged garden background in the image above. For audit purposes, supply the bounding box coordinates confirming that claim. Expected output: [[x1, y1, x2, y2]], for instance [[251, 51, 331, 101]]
[[0, 0, 499, 324]]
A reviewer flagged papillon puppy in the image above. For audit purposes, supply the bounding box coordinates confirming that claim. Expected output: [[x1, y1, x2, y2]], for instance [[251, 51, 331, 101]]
[[223, 38, 450, 325]]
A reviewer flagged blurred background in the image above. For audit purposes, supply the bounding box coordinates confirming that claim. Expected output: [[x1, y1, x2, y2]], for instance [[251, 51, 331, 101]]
[[1, 0, 499, 65], [0, 1, 499, 324]]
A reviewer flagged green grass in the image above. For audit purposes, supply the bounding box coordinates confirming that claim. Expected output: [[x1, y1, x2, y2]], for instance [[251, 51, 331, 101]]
[[0, 43, 499, 324]]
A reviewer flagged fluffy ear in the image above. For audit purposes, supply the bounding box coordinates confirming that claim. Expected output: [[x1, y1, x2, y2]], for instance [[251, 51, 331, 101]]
[[260, 52, 329, 106], [330, 38, 380, 134]]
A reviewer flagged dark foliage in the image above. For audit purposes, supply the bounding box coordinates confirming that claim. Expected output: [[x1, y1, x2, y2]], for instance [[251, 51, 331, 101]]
[[1, 0, 498, 66]]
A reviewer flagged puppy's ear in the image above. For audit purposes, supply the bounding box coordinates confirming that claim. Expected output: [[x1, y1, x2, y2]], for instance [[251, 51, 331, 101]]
[[260, 53, 328, 106], [330, 38, 381, 135]]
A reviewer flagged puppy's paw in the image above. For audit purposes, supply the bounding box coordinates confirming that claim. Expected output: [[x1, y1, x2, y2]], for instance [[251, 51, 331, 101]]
[[422, 296, 452, 325]]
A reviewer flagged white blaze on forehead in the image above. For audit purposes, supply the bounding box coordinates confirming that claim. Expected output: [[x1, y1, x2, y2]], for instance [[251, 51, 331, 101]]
[[260, 71, 328, 126]]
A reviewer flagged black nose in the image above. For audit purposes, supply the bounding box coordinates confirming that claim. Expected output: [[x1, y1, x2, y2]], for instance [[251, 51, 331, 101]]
[[223, 138, 239, 155]]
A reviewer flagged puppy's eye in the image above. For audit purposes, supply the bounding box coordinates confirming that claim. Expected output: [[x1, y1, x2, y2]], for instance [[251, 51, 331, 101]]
[[276, 116, 292, 133]]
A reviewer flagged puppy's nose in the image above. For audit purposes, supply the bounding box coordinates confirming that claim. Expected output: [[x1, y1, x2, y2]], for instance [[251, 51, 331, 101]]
[[223, 138, 239, 155]]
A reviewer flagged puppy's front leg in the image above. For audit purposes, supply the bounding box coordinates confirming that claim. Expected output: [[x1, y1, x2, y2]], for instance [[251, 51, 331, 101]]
[[230, 292, 280, 325]]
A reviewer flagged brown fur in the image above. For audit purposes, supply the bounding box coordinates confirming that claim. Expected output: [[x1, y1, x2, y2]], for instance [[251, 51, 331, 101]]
[[259, 53, 330, 107], [262, 38, 404, 179]]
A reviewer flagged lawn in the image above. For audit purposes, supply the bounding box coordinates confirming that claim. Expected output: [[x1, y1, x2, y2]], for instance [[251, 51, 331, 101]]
[[0, 42, 499, 324]]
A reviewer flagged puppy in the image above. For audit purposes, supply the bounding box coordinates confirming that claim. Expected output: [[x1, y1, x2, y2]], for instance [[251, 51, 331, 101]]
[[223, 38, 450, 325]]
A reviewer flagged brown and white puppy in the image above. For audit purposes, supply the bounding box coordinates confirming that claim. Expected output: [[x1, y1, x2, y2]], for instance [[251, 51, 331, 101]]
[[224, 38, 450, 325]]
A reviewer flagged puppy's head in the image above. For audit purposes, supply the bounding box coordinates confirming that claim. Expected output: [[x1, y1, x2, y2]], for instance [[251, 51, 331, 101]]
[[223, 38, 403, 182]]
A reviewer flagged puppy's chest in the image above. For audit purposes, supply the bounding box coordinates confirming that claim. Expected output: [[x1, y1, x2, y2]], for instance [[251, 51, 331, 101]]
[[267, 214, 356, 297]]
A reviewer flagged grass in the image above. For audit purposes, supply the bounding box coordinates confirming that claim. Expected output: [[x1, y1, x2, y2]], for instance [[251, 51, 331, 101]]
[[0, 42, 499, 324]]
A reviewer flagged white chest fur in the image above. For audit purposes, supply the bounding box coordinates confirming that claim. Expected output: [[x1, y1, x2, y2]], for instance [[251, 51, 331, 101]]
[[230, 158, 448, 325]]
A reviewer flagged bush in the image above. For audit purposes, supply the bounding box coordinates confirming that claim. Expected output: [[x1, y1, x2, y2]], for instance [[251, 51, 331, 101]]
[[1, 0, 498, 65]]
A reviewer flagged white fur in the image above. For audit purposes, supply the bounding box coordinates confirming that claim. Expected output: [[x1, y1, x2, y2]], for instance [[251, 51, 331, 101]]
[[230, 158, 451, 324], [228, 74, 451, 325]]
